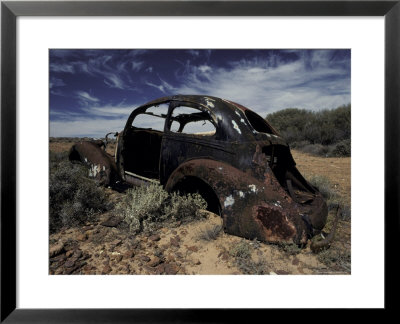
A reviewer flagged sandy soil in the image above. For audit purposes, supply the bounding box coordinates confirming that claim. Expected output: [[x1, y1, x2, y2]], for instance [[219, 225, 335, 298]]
[[49, 139, 351, 275]]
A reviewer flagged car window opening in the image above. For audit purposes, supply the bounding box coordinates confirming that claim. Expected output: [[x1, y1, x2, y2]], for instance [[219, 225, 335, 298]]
[[169, 106, 216, 136], [245, 110, 275, 134], [123, 103, 169, 180]]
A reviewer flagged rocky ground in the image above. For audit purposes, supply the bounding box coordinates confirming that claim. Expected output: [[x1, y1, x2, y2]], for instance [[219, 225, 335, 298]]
[[49, 139, 351, 275]]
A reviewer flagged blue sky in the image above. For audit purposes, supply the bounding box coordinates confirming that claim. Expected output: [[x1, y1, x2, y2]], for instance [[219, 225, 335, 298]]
[[50, 49, 350, 137]]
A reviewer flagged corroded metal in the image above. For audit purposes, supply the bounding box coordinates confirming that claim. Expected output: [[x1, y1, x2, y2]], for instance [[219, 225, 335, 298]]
[[69, 140, 118, 186], [69, 95, 329, 245]]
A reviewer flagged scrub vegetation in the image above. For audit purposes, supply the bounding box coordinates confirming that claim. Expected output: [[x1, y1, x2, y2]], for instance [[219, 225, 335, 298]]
[[266, 104, 351, 157]]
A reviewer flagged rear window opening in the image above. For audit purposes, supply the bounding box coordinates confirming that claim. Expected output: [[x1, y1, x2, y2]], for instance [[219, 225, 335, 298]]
[[245, 110, 275, 134], [169, 106, 216, 136]]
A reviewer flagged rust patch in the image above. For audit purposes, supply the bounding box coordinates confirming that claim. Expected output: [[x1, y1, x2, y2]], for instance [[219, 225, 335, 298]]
[[255, 205, 296, 241]]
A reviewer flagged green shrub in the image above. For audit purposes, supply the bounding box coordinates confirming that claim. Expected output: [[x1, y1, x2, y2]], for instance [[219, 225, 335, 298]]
[[229, 239, 252, 259], [229, 239, 269, 274], [278, 242, 301, 255], [49, 161, 109, 233], [317, 248, 351, 272], [266, 104, 351, 156], [118, 184, 207, 233], [331, 139, 351, 157], [305, 174, 350, 220], [305, 175, 336, 200], [165, 191, 208, 222]]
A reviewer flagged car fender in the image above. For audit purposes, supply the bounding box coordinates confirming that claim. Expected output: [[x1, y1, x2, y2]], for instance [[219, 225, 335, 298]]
[[69, 140, 119, 187], [164, 158, 308, 244]]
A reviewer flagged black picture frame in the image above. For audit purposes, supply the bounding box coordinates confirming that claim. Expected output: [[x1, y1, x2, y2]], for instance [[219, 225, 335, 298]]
[[1, 0, 398, 322]]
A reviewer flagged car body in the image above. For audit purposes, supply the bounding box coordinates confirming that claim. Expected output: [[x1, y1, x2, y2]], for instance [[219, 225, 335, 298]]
[[70, 95, 328, 245]]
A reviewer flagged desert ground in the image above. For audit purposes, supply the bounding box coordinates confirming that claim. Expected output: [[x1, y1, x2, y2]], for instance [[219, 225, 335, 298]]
[[49, 139, 351, 275]]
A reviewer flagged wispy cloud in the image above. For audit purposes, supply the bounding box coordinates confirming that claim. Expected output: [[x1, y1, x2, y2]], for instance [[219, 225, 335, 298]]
[[50, 49, 350, 137], [50, 63, 74, 73], [174, 50, 350, 115], [187, 50, 200, 57], [50, 77, 66, 89], [76, 91, 99, 103], [146, 81, 166, 93], [146, 76, 176, 94], [50, 102, 139, 137], [131, 61, 144, 71], [50, 50, 149, 91]]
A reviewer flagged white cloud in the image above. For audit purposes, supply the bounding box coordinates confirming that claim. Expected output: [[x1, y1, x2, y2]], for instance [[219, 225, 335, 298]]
[[131, 61, 144, 71], [146, 81, 165, 93], [146, 77, 176, 94], [49, 77, 66, 89], [53, 55, 135, 90], [198, 65, 212, 73], [187, 50, 200, 57], [82, 105, 135, 117], [50, 63, 74, 73], [103, 73, 125, 89], [174, 52, 350, 115], [76, 91, 99, 103]]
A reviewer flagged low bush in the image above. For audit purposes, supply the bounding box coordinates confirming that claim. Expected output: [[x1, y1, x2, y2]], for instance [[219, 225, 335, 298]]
[[118, 184, 207, 233], [229, 239, 269, 274], [331, 139, 351, 157], [317, 248, 351, 272], [197, 224, 222, 241], [50, 161, 110, 233], [300, 143, 331, 157], [229, 239, 252, 259], [306, 175, 336, 201], [266, 105, 351, 157], [278, 242, 301, 255], [305, 174, 350, 220]]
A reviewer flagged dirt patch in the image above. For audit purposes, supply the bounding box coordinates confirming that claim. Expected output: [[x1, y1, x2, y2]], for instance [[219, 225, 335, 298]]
[[292, 150, 351, 206]]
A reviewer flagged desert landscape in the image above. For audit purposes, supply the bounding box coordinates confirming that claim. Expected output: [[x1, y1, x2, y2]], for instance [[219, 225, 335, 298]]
[[49, 138, 351, 275]]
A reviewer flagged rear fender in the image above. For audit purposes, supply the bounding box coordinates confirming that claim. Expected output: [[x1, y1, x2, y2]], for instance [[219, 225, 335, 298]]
[[165, 158, 308, 244]]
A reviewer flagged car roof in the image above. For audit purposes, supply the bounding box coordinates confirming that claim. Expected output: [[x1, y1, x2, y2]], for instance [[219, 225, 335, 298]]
[[130, 95, 281, 141]]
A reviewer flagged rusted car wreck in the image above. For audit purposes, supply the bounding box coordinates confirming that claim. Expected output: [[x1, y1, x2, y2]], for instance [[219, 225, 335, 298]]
[[69, 95, 330, 246]]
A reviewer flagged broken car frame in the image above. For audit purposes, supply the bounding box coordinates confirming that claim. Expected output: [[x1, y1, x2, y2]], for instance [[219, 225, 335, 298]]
[[69, 95, 336, 248]]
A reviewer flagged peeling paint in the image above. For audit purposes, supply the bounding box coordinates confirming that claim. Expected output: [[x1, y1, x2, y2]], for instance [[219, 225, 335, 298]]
[[205, 97, 215, 108], [89, 164, 100, 178], [248, 184, 258, 193], [231, 120, 242, 134], [224, 195, 235, 207], [239, 191, 245, 198]]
